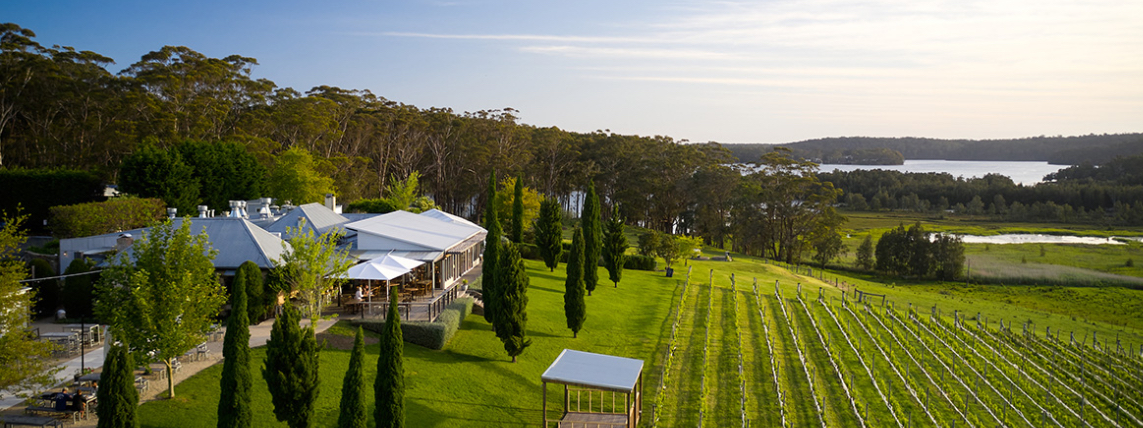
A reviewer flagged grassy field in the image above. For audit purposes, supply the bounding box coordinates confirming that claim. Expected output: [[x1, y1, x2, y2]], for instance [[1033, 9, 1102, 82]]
[[135, 241, 1143, 427]]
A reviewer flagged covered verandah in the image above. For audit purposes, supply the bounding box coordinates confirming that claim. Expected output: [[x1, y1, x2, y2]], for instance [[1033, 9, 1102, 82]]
[[341, 253, 474, 322]]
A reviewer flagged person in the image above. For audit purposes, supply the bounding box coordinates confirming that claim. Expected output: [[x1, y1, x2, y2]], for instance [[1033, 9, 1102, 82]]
[[354, 286, 363, 301], [72, 389, 87, 418], [53, 388, 71, 411]]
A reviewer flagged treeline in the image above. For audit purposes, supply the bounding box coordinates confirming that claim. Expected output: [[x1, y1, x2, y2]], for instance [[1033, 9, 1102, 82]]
[[722, 134, 1143, 165], [0, 23, 729, 232], [821, 168, 1143, 225]]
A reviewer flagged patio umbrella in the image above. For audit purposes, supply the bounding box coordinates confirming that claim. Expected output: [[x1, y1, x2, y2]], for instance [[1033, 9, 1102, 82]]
[[345, 255, 426, 314]]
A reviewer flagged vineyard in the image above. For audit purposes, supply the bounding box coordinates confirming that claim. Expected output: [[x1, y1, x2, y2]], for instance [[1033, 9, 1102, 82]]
[[652, 268, 1143, 427]]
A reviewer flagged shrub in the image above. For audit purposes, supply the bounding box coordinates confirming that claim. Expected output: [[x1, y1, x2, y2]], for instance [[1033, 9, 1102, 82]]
[[353, 297, 473, 350], [518, 243, 542, 261], [623, 255, 657, 271]]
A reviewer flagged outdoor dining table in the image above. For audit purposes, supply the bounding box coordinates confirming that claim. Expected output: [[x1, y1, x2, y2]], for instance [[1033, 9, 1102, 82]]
[[37, 332, 77, 340], [0, 415, 64, 427]]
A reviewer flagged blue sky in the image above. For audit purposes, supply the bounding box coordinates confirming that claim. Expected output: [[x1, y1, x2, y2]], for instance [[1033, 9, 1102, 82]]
[[4, 0, 1141, 144]]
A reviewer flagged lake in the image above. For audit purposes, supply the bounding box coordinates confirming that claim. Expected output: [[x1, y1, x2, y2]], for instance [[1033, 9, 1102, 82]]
[[818, 160, 1064, 185]]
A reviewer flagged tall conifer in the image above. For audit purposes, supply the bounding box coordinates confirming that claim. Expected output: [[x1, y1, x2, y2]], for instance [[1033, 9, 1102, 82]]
[[262, 307, 320, 428], [375, 293, 405, 428], [337, 327, 367, 428], [96, 344, 138, 428], [581, 182, 602, 296], [511, 173, 524, 243], [481, 169, 501, 324], [494, 242, 532, 362], [564, 228, 586, 338], [535, 198, 563, 272], [218, 270, 252, 428], [238, 261, 266, 324], [602, 206, 628, 287]]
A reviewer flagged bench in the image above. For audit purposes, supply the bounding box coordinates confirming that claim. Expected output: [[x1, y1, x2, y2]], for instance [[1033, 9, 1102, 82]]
[[22, 407, 78, 424]]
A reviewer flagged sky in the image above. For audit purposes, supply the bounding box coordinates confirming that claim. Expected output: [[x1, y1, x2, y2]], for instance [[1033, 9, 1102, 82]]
[[4, 0, 1141, 144]]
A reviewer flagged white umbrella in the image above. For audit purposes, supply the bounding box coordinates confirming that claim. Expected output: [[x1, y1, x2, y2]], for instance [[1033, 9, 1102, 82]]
[[345, 255, 426, 315]]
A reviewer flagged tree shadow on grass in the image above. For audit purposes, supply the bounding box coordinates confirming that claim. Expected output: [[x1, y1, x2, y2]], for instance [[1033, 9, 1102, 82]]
[[407, 396, 542, 427]]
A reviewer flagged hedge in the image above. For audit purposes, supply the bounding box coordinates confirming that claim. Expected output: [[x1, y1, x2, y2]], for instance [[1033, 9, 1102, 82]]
[[49, 197, 166, 239], [624, 254, 657, 271], [353, 297, 474, 350]]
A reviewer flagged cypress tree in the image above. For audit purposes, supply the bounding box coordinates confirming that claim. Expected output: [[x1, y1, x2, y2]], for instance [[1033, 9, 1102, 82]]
[[338, 327, 367, 428], [602, 206, 628, 287], [238, 260, 266, 324], [534, 198, 563, 272], [262, 306, 320, 428], [494, 242, 532, 362], [564, 228, 586, 338], [511, 174, 525, 243], [96, 344, 138, 428], [375, 292, 405, 428], [581, 182, 602, 296], [218, 270, 253, 428], [481, 169, 501, 324]]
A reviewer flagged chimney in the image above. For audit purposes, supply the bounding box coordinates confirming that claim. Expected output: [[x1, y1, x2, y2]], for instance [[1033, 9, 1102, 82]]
[[167, 207, 177, 219], [115, 233, 134, 250], [325, 193, 336, 211], [198, 205, 209, 218]]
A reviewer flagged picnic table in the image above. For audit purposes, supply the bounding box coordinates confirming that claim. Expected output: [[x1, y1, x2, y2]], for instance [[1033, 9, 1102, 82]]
[[0, 415, 63, 427]]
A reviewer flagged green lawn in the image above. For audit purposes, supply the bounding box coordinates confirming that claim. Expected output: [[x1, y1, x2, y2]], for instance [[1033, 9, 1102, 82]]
[[139, 259, 680, 427], [136, 244, 1143, 427]]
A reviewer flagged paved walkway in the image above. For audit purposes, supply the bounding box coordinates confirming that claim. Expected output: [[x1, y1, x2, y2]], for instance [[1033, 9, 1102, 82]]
[[1, 316, 337, 412]]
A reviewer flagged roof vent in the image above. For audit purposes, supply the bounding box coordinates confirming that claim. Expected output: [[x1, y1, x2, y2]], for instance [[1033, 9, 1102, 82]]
[[198, 205, 209, 218], [167, 207, 177, 219]]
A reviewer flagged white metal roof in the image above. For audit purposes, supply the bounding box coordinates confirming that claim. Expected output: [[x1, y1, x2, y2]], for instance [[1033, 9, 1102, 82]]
[[345, 210, 484, 252], [419, 209, 483, 230], [265, 203, 350, 236], [541, 349, 644, 393], [174, 218, 290, 269]]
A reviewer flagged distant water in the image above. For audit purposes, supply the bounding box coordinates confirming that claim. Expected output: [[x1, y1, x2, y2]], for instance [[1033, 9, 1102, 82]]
[[818, 160, 1065, 185]]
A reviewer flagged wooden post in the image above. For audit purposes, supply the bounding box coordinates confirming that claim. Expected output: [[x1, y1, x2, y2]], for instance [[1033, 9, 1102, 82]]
[[542, 381, 547, 428]]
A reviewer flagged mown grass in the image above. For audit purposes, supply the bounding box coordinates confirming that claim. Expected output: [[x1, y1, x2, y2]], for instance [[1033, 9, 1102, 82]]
[[136, 236, 1143, 427], [138, 259, 679, 428]]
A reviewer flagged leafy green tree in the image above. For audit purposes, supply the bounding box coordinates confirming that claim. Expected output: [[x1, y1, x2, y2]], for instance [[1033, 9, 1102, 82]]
[[581, 182, 602, 295], [96, 219, 225, 398], [875, 224, 910, 274], [495, 176, 541, 238], [118, 143, 200, 214], [904, 222, 933, 277], [277, 218, 353, 322], [494, 242, 532, 362], [337, 327, 367, 428], [262, 306, 320, 428], [809, 207, 847, 268], [855, 235, 875, 270], [481, 169, 501, 324], [375, 292, 404, 428], [511, 174, 525, 242], [564, 228, 586, 338], [637, 231, 659, 257], [49, 197, 166, 239], [237, 261, 267, 324], [62, 258, 96, 319], [218, 270, 252, 428], [932, 234, 966, 280], [534, 198, 563, 272], [176, 140, 266, 211], [601, 207, 627, 287], [0, 211, 56, 394], [266, 147, 335, 205], [96, 344, 138, 428], [655, 232, 681, 271]]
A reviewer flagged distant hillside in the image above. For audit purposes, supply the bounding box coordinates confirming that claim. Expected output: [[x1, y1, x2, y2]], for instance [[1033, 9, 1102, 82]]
[[721, 134, 1143, 165]]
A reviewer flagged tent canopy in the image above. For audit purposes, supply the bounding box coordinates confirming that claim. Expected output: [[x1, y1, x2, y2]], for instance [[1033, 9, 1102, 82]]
[[541, 349, 643, 393], [345, 254, 424, 281]]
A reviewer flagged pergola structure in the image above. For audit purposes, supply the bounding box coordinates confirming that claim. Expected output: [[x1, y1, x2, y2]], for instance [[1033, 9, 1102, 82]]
[[541, 349, 643, 428]]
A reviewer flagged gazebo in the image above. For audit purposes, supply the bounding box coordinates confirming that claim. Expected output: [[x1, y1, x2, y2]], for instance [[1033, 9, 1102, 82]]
[[540, 349, 644, 428]]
